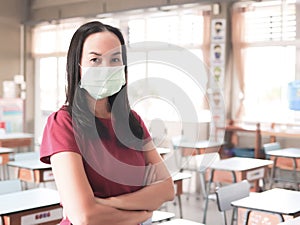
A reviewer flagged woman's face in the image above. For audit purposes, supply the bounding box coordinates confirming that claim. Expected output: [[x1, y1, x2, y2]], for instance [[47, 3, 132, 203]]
[[80, 31, 123, 69]]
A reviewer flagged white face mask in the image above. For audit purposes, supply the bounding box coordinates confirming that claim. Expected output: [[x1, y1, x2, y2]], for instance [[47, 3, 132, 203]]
[[80, 65, 126, 100]]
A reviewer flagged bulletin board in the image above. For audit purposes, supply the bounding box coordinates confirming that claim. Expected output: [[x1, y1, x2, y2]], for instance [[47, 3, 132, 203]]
[[208, 18, 226, 142], [0, 98, 24, 133]]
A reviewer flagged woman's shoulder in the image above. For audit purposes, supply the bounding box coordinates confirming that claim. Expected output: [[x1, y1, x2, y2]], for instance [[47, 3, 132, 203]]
[[47, 105, 72, 126]]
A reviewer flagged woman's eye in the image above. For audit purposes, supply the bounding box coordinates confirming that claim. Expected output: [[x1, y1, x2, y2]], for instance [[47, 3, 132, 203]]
[[90, 58, 101, 65], [111, 57, 121, 63]]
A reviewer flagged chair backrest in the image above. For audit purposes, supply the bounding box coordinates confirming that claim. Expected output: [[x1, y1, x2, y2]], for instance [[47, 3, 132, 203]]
[[13, 151, 39, 161], [263, 142, 281, 159], [0, 179, 22, 195], [216, 180, 250, 212]]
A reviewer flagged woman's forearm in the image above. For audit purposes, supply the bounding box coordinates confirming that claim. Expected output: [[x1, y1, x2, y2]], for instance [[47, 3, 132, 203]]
[[96, 177, 175, 211], [66, 200, 152, 225]]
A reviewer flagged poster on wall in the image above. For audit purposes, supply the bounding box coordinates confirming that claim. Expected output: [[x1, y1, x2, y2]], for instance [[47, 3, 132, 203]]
[[211, 19, 226, 42], [210, 43, 225, 64], [209, 18, 226, 142]]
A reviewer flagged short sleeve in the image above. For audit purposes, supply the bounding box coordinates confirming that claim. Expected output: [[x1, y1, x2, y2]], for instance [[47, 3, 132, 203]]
[[40, 108, 81, 164]]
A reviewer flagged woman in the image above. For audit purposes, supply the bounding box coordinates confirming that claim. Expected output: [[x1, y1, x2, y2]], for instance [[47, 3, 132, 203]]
[[40, 21, 175, 225]]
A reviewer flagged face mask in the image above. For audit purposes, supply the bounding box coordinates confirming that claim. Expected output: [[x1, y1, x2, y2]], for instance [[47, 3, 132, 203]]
[[80, 65, 126, 100]]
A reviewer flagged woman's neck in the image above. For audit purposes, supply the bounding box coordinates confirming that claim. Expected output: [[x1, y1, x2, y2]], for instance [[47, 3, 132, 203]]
[[87, 96, 111, 119]]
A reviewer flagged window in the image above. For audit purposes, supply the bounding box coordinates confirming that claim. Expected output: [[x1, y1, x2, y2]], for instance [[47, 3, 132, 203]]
[[234, 0, 298, 123], [34, 56, 66, 141], [126, 7, 211, 127], [32, 5, 211, 140], [32, 19, 83, 140]]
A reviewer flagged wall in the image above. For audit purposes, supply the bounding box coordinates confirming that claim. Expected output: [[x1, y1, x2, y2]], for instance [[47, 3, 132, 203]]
[[0, 0, 24, 96]]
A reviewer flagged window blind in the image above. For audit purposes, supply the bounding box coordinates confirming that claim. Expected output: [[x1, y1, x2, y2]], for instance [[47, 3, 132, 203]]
[[244, 0, 296, 42]]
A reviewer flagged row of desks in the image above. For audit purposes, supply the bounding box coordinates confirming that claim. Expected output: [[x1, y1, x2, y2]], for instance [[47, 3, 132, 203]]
[[0, 188, 62, 225], [1, 186, 299, 225], [172, 139, 300, 225], [0, 171, 191, 225], [1, 134, 299, 224], [220, 121, 300, 159], [0, 133, 33, 149]]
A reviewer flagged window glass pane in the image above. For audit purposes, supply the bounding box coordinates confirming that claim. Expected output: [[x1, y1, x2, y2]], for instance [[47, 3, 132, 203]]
[[244, 2, 296, 42], [244, 46, 296, 122], [33, 27, 57, 54], [39, 57, 58, 111], [146, 16, 179, 44], [33, 5, 209, 140], [58, 57, 67, 106], [180, 15, 203, 45], [128, 19, 146, 43]]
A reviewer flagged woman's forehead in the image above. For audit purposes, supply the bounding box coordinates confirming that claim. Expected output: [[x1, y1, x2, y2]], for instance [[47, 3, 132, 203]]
[[83, 31, 122, 56]]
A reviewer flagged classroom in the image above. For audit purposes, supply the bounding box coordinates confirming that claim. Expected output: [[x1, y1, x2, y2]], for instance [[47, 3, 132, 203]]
[[0, 0, 300, 224]]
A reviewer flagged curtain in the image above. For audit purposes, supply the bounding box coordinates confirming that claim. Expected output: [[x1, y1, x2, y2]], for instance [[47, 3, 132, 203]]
[[231, 6, 249, 119], [202, 10, 211, 109]]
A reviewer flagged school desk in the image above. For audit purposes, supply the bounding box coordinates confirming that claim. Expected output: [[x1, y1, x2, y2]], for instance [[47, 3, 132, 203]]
[[0, 147, 14, 180], [172, 172, 192, 219], [0, 133, 33, 151], [0, 188, 62, 225], [231, 188, 300, 224], [7, 159, 54, 187], [202, 157, 273, 224], [267, 148, 300, 190]]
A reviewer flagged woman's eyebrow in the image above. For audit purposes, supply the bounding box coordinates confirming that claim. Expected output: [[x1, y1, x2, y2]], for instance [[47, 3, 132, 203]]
[[89, 51, 121, 56], [89, 51, 102, 56], [112, 51, 121, 55]]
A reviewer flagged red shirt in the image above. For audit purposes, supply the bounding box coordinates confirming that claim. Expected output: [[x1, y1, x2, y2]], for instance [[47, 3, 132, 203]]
[[40, 106, 152, 224]]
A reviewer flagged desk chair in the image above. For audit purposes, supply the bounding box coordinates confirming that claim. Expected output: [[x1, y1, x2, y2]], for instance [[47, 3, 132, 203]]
[[263, 142, 281, 186], [8, 151, 40, 189], [0, 179, 22, 195], [13, 151, 39, 161], [216, 180, 251, 225], [263, 142, 281, 159], [264, 143, 300, 190], [179, 150, 220, 200]]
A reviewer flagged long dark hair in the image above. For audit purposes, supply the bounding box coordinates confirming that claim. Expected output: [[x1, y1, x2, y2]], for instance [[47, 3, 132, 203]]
[[65, 21, 144, 147]]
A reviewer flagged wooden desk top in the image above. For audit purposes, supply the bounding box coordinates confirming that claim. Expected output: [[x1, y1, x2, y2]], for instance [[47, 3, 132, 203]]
[[267, 148, 300, 158], [210, 157, 273, 171], [0, 188, 60, 215], [220, 124, 259, 133], [172, 172, 192, 182], [231, 188, 300, 216], [0, 147, 14, 154], [0, 133, 34, 140], [7, 159, 51, 170], [152, 211, 175, 222], [261, 129, 300, 139], [173, 139, 223, 149], [157, 147, 171, 155]]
